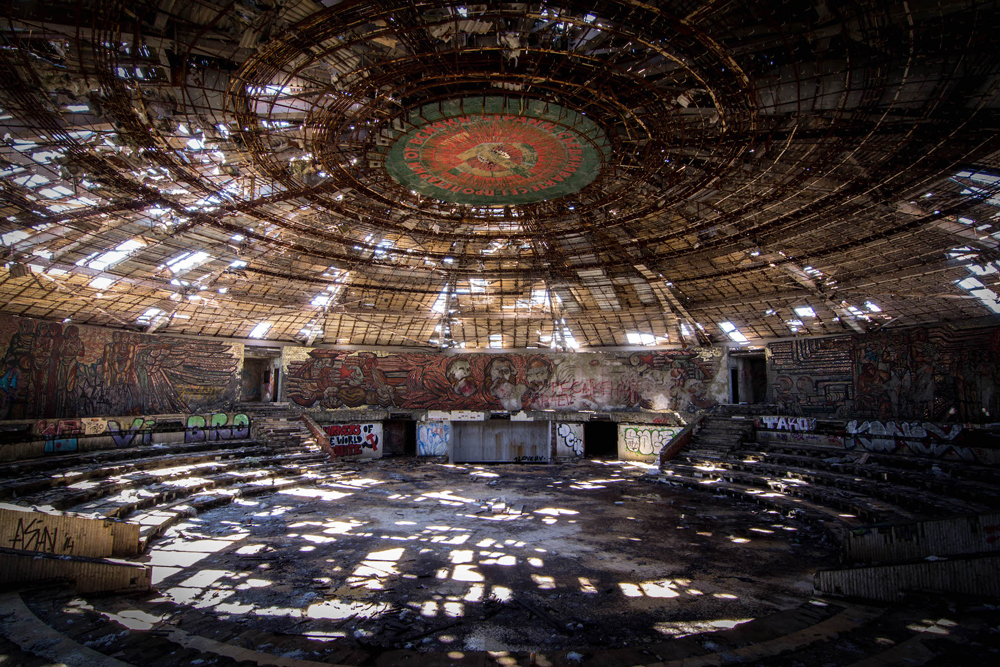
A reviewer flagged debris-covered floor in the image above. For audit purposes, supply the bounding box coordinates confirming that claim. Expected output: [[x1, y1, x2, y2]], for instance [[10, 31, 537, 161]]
[[26, 459, 842, 662]]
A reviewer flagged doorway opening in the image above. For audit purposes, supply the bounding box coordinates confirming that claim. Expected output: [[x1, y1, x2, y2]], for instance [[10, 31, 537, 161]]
[[729, 352, 768, 404], [241, 358, 270, 402], [583, 420, 618, 458]]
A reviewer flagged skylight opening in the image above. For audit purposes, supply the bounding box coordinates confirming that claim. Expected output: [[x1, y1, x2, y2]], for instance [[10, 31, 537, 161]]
[[626, 332, 657, 346], [137, 308, 163, 325], [166, 251, 211, 274], [312, 293, 333, 307], [13, 174, 50, 188], [489, 333, 504, 349], [864, 301, 882, 312], [89, 276, 116, 290], [229, 259, 248, 269], [719, 321, 749, 343], [1, 230, 32, 246], [793, 306, 816, 318], [248, 322, 272, 339], [88, 238, 145, 272]]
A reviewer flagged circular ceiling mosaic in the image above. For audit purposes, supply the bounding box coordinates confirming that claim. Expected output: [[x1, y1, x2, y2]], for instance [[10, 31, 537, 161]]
[[385, 98, 610, 205]]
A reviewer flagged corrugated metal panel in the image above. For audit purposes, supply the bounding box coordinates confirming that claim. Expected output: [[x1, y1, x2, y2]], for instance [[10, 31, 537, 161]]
[[816, 555, 1000, 602], [0, 547, 151, 593], [844, 512, 1000, 564], [452, 422, 550, 463]]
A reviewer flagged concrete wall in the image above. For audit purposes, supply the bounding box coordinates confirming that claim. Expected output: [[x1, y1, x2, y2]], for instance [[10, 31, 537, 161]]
[[0, 313, 243, 420], [282, 348, 728, 414]]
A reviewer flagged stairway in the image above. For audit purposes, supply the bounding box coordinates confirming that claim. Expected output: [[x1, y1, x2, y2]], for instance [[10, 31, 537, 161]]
[[685, 414, 755, 460], [237, 402, 318, 453]]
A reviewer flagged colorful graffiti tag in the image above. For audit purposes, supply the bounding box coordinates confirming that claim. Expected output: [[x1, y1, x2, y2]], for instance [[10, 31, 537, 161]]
[[618, 424, 683, 462], [417, 422, 451, 457], [185, 413, 251, 443], [284, 349, 725, 414], [0, 314, 242, 419]]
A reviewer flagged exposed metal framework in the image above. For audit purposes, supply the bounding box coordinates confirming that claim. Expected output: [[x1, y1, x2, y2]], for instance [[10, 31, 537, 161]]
[[1, 0, 999, 348]]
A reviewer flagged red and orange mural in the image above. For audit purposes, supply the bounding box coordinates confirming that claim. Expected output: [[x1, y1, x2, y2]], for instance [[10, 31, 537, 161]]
[[283, 348, 726, 413]]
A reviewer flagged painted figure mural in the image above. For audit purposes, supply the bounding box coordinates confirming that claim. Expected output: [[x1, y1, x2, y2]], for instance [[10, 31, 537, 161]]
[[285, 349, 726, 413], [0, 314, 241, 419]]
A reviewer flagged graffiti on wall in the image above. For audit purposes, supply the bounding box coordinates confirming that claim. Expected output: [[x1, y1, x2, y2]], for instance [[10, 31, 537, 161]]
[[618, 424, 683, 461], [285, 349, 726, 413], [417, 422, 450, 456], [755, 416, 817, 432], [845, 420, 973, 461], [30, 413, 249, 453], [767, 338, 854, 417], [324, 422, 381, 458], [555, 423, 584, 457], [37, 418, 82, 453], [0, 314, 242, 419]]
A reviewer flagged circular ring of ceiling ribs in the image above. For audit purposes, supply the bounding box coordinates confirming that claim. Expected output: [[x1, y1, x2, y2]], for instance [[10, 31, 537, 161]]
[[1, 0, 1000, 344]]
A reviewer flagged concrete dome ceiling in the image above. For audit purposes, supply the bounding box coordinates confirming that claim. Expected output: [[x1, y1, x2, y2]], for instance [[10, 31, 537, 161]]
[[1, 0, 999, 347]]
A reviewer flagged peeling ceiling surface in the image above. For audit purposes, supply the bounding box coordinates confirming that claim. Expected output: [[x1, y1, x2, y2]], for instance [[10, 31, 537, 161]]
[[1, 0, 1000, 349]]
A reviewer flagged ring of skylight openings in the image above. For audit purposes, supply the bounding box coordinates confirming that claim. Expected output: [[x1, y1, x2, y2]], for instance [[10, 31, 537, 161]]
[[384, 98, 610, 205]]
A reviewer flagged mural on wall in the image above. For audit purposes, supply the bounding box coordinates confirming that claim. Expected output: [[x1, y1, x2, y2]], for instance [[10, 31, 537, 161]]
[[417, 421, 451, 456], [852, 324, 1000, 422], [284, 349, 726, 413], [555, 422, 584, 457], [0, 314, 242, 419], [767, 337, 854, 417], [766, 324, 1000, 423], [618, 424, 683, 462]]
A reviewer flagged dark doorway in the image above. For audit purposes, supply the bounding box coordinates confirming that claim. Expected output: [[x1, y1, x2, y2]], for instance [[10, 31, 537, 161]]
[[384, 420, 416, 457], [748, 357, 767, 403], [241, 359, 269, 402], [729, 353, 768, 404], [583, 420, 618, 458]]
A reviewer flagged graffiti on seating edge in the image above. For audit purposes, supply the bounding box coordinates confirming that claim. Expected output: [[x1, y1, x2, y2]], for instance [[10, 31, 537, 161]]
[[30, 413, 249, 452], [845, 420, 973, 461]]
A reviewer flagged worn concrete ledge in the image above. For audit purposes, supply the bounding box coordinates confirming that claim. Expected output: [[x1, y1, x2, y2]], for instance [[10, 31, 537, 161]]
[[0, 590, 135, 667]]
